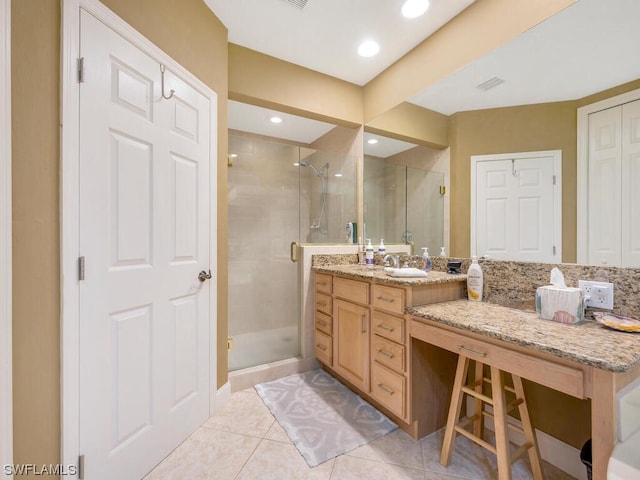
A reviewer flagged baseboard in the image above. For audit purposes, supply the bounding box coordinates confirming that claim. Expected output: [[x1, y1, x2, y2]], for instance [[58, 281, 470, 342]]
[[212, 382, 231, 413], [466, 398, 588, 480], [228, 356, 317, 392]]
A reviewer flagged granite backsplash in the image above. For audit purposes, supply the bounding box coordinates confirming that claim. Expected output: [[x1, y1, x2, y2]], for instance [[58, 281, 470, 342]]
[[311, 253, 640, 319]]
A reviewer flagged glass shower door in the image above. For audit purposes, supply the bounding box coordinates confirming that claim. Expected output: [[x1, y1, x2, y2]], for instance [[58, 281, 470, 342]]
[[227, 134, 301, 371]]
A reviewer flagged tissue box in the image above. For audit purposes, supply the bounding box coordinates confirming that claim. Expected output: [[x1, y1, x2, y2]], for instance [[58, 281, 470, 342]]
[[535, 286, 585, 324]]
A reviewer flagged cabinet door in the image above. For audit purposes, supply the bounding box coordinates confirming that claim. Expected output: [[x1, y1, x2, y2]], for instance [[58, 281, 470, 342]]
[[334, 299, 370, 392]]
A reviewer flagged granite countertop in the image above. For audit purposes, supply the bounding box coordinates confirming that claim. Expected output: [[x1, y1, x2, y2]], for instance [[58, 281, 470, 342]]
[[408, 300, 640, 373], [313, 264, 467, 287]]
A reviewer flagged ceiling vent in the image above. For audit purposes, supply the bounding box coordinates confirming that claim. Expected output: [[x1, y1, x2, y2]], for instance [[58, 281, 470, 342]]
[[282, 0, 309, 8], [476, 76, 505, 91]]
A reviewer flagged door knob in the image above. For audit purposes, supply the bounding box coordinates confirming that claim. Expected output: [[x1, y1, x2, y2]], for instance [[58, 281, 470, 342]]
[[198, 269, 212, 282]]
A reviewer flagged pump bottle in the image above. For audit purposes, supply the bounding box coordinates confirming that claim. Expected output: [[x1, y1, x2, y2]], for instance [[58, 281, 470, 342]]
[[421, 247, 431, 272]]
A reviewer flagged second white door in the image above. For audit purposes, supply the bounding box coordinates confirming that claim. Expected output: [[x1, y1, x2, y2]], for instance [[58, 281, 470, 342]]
[[472, 151, 561, 262]]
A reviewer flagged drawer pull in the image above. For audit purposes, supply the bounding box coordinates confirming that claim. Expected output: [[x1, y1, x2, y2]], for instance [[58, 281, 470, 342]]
[[377, 383, 395, 395], [317, 319, 327, 327], [317, 301, 327, 307], [361, 314, 367, 334], [318, 281, 327, 286], [377, 349, 394, 359], [316, 344, 327, 351], [377, 323, 394, 332], [377, 296, 395, 303], [458, 345, 487, 358]]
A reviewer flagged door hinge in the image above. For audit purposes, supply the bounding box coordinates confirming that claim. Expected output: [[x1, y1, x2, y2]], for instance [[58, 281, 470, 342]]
[[553, 246, 557, 255], [78, 454, 85, 479], [552, 175, 556, 185], [78, 256, 85, 281], [439, 185, 446, 195], [227, 338, 233, 351], [77, 57, 85, 83]]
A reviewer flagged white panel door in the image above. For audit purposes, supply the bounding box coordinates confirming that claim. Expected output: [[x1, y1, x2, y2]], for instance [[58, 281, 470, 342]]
[[622, 99, 640, 266], [79, 10, 212, 479], [474, 152, 559, 262], [588, 106, 622, 266]]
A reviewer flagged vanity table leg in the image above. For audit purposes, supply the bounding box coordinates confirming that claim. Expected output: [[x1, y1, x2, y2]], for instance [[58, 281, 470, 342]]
[[473, 361, 484, 438], [491, 366, 512, 480], [590, 368, 615, 480]]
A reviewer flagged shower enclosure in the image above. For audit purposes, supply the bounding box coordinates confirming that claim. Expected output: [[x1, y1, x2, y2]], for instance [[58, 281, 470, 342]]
[[364, 159, 445, 253], [228, 133, 356, 371]]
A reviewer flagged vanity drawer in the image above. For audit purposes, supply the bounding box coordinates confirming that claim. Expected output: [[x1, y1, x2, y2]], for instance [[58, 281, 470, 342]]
[[315, 273, 332, 295], [334, 277, 369, 305], [315, 293, 332, 315], [372, 362, 406, 419], [315, 311, 332, 336], [372, 284, 405, 315], [373, 311, 405, 344], [315, 329, 333, 366], [411, 320, 585, 399], [373, 335, 405, 373]]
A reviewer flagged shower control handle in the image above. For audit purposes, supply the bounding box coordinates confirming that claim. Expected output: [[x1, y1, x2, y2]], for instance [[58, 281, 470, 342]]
[[290, 241, 300, 263]]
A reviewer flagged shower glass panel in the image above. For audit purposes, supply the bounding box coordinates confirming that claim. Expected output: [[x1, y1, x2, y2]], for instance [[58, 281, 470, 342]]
[[228, 133, 357, 371], [228, 134, 301, 371], [364, 159, 444, 252]]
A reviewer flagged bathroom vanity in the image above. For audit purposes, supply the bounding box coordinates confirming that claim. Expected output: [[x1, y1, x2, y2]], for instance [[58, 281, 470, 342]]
[[313, 264, 467, 438], [313, 261, 640, 480]]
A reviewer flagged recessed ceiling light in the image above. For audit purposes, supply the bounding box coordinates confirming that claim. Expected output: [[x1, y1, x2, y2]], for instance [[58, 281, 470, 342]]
[[269, 115, 283, 124], [367, 138, 379, 145], [402, 0, 430, 18], [357, 40, 380, 58]]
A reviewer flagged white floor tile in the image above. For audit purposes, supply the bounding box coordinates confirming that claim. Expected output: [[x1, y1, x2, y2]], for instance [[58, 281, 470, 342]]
[[236, 439, 334, 480], [203, 388, 275, 438]]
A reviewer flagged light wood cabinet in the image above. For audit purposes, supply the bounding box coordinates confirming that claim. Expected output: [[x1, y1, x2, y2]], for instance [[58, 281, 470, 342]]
[[313, 275, 333, 366], [334, 299, 370, 392], [313, 267, 466, 439]]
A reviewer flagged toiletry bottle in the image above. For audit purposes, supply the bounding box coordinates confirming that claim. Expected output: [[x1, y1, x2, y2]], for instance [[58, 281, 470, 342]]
[[378, 239, 386, 254], [467, 256, 483, 302], [421, 247, 431, 272], [440, 246, 447, 257], [346, 222, 354, 243], [365, 239, 374, 266]]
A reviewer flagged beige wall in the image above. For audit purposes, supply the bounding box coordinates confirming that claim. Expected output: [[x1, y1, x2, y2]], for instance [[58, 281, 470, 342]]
[[12, 0, 61, 472], [448, 101, 578, 261], [365, 102, 449, 149], [11, 0, 228, 474], [229, 44, 363, 127]]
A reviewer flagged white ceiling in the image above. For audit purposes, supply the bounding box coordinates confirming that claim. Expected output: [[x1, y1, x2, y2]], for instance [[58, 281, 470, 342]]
[[216, 0, 640, 154], [205, 0, 476, 86], [409, 0, 640, 115]]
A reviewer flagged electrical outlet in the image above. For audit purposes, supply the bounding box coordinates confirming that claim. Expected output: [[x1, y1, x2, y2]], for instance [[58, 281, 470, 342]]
[[579, 280, 614, 310]]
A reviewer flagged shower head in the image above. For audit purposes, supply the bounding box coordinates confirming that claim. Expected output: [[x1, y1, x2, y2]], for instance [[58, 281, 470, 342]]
[[299, 161, 329, 177]]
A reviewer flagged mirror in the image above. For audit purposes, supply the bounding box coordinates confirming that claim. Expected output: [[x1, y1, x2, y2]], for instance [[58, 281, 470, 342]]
[[364, 0, 640, 265], [363, 132, 447, 255]]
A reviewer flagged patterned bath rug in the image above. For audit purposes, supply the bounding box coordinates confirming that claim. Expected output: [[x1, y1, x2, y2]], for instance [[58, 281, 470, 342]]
[[254, 369, 397, 467]]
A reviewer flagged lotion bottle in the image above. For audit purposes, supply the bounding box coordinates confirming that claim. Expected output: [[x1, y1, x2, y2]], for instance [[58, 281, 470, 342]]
[[421, 247, 431, 272], [378, 239, 386, 254], [467, 256, 483, 302], [365, 239, 374, 266]]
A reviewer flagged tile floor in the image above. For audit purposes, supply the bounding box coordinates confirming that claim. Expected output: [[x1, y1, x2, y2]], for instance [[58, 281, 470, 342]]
[[145, 388, 577, 480]]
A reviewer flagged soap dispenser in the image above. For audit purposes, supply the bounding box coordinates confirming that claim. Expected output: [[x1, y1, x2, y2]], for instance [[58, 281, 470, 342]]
[[440, 246, 447, 257], [378, 239, 386, 254], [365, 239, 374, 266], [421, 247, 431, 272]]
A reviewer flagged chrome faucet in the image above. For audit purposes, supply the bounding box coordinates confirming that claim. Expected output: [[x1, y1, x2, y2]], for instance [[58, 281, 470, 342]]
[[383, 254, 399, 268]]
